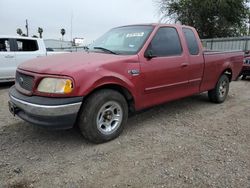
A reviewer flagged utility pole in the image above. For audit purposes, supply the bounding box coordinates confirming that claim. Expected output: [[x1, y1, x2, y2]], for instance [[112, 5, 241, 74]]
[[70, 12, 73, 44], [25, 19, 29, 37]]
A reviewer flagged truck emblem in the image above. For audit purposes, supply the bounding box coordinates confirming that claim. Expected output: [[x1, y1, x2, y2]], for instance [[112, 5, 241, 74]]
[[19, 77, 24, 84]]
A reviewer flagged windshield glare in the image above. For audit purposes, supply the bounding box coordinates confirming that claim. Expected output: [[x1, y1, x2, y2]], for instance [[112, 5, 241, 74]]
[[89, 26, 154, 55]]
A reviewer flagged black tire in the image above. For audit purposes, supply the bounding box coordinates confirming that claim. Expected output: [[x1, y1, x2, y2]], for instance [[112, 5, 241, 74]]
[[208, 74, 230, 103], [242, 75, 247, 80], [77, 89, 128, 143]]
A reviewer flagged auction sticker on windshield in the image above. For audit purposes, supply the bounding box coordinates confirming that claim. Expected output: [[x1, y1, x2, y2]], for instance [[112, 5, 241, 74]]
[[126, 32, 145, 38]]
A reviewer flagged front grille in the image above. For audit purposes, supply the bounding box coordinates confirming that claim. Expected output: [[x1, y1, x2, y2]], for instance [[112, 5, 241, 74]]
[[16, 71, 34, 92]]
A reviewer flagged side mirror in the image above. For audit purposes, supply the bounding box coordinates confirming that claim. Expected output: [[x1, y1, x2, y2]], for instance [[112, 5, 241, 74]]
[[144, 49, 157, 59]]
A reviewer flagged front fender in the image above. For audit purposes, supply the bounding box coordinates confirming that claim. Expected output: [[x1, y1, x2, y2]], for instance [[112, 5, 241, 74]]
[[77, 71, 139, 103]]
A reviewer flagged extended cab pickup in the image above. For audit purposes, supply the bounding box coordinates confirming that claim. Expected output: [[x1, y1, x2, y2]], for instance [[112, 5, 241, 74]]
[[0, 36, 64, 82], [8, 24, 243, 143]]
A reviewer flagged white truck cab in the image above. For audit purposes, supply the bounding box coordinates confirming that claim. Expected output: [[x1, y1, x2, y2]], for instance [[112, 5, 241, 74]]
[[0, 36, 52, 82]]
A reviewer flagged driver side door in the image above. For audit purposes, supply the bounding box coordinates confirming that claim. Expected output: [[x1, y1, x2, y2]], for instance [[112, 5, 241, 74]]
[[139, 27, 190, 108]]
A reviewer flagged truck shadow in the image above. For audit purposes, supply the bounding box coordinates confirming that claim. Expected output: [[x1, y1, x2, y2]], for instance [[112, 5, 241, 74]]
[[2, 93, 211, 147], [242, 78, 250, 81], [0, 82, 15, 89], [126, 93, 211, 131]]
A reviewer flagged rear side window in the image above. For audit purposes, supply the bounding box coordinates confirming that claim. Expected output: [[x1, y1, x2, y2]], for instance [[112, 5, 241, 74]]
[[0, 39, 11, 52], [149, 27, 182, 57], [15, 39, 38, 51], [183, 28, 199, 55]]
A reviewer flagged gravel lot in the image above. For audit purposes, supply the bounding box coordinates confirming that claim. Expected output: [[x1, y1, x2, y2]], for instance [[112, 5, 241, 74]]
[[0, 80, 250, 188]]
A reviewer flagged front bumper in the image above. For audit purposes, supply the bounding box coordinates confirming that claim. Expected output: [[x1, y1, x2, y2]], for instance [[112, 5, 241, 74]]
[[8, 86, 83, 129]]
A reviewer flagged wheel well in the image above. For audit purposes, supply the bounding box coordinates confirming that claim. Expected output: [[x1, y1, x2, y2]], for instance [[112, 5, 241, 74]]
[[86, 84, 135, 113], [223, 69, 232, 81]]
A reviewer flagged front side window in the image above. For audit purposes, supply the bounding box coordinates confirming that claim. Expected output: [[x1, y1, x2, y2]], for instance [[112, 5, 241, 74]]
[[0, 39, 11, 52], [15, 39, 38, 51], [183, 28, 199, 55], [89, 26, 154, 55], [147, 27, 182, 57]]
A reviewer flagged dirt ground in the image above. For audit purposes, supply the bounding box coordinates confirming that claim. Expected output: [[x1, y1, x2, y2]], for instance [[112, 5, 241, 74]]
[[0, 80, 250, 188]]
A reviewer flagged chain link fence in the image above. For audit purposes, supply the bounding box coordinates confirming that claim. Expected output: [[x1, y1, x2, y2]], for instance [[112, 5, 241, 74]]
[[202, 37, 250, 52], [47, 46, 88, 52]]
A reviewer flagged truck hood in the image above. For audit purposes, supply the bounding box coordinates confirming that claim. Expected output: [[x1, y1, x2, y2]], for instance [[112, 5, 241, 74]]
[[18, 52, 135, 76]]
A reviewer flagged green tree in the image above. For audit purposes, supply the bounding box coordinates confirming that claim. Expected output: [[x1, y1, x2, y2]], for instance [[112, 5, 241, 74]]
[[61, 28, 66, 41], [38, 27, 43, 38], [157, 0, 249, 38], [16, 28, 23, 36]]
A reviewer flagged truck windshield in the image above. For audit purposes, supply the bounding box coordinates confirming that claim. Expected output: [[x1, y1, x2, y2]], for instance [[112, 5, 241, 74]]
[[89, 26, 154, 55]]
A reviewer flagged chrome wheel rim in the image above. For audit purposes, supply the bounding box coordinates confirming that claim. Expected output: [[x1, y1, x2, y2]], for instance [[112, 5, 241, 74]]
[[96, 101, 123, 135], [219, 80, 228, 98]]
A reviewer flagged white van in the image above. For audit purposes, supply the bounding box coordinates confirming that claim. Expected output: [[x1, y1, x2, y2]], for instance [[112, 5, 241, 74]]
[[0, 35, 65, 83]]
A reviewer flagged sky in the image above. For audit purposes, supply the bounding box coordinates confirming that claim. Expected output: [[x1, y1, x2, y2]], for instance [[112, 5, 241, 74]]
[[0, 0, 160, 44]]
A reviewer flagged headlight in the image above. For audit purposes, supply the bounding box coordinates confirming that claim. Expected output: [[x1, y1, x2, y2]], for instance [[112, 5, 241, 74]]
[[37, 78, 73, 94]]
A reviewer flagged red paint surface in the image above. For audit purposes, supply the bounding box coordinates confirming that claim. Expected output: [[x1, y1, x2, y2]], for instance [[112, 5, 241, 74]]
[[18, 24, 244, 110]]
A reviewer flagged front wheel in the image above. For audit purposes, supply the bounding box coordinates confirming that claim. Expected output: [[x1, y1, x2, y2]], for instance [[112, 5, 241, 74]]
[[77, 89, 128, 143], [208, 74, 230, 103]]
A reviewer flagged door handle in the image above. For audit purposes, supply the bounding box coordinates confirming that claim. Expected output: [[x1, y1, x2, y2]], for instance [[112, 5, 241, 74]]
[[181, 63, 188, 67], [4, 55, 14, 58]]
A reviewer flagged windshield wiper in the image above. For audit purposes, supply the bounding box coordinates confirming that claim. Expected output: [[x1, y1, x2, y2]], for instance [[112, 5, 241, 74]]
[[93, 47, 118, 55]]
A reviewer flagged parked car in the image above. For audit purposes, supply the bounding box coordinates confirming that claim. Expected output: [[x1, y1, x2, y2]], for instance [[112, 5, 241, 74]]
[[241, 52, 250, 80], [0, 36, 65, 83], [8, 24, 243, 143]]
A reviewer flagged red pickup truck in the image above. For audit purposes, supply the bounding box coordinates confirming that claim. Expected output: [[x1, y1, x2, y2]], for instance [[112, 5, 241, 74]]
[[9, 24, 243, 143]]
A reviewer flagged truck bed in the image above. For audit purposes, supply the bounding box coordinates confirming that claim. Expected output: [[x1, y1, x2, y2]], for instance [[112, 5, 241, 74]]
[[200, 50, 244, 92]]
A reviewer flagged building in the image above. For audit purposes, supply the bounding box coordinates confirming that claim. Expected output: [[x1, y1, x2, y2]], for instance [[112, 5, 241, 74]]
[[44, 39, 72, 51]]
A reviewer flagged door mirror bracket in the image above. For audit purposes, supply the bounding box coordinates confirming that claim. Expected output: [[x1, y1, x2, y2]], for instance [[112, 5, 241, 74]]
[[144, 50, 157, 59]]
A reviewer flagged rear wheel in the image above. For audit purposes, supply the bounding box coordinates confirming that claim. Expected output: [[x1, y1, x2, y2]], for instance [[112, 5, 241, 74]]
[[208, 74, 229, 103], [242, 75, 247, 80], [77, 89, 128, 143]]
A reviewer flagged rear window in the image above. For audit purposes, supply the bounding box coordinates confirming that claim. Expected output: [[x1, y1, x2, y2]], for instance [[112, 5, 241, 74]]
[[15, 39, 38, 51], [183, 28, 199, 55]]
